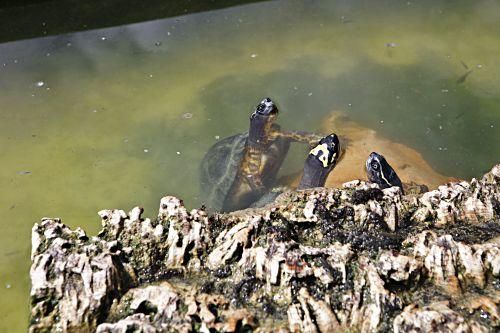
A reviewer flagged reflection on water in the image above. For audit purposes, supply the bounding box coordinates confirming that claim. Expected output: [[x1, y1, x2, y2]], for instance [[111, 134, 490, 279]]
[[1, 0, 499, 330]]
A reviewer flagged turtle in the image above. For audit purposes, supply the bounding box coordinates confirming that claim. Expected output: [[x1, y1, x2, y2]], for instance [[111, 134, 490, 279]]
[[284, 112, 456, 191], [251, 133, 341, 207], [200, 97, 325, 212], [297, 133, 341, 189], [366, 152, 429, 195]]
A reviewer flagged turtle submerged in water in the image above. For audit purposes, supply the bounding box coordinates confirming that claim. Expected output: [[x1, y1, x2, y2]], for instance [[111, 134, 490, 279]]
[[200, 97, 326, 212], [366, 152, 429, 195], [302, 112, 455, 190], [252, 133, 341, 207]]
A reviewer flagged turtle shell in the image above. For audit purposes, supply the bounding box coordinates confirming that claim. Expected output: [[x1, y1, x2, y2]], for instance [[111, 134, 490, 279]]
[[287, 112, 455, 190], [250, 189, 284, 209], [200, 132, 290, 211]]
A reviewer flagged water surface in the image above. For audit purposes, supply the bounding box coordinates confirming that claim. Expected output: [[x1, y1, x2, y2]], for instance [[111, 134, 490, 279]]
[[1, 0, 499, 331]]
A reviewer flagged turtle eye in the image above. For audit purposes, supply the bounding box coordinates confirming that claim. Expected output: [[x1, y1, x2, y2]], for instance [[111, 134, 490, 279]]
[[371, 162, 379, 170]]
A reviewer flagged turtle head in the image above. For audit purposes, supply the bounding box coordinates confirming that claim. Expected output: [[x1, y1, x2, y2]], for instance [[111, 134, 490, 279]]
[[248, 97, 279, 145], [298, 133, 341, 189], [366, 152, 403, 190], [254, 97, 278, 117]]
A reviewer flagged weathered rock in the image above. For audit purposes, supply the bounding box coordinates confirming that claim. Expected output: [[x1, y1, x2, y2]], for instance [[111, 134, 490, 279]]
[[98, 281, 257, 333], [30, 218, 133, 333], [288, 288, 340, 333], [393, 302, 489, 333], [408, 231, 500, 293], [97, 314, 158, 333], [29, 164, 500, 332]]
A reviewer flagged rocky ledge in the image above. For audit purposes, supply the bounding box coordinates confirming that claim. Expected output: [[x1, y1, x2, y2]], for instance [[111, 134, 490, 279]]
[[30, 164, 500, 333]]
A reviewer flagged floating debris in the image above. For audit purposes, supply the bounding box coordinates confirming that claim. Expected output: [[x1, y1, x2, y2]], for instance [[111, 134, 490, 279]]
[[250, 54, 257, 58], [181, 112, 193, 119], [154, 41, 162, 47], [5, 284, 11, 289], [215, 135, 220, 140], [307, 92, 313, 96], [143, 149, 149, 153], [101, 36, 107, 41], [18, 171, 31, 175], [456, 69, 473, 84], [36, 81, 44, 87], [176, 151, 181, 155], [385, 42, 398, 57], [457, 60, 474, 84], [340, 15, 353, 23]]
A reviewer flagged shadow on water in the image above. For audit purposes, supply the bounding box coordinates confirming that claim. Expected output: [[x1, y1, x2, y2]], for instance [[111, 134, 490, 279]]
[[186, 56, 500, 181], [129, 54, 498, 210], [122, 51, 500, 216], [150, 63, 495, 202], [0, 0, 267, 42]]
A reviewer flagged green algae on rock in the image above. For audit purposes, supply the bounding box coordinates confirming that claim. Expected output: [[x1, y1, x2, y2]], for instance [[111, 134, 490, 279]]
[[29, 164, 500, 332]]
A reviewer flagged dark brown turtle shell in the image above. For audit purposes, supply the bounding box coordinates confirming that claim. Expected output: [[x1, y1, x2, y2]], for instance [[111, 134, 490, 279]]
[[200, 132, 290, 212]]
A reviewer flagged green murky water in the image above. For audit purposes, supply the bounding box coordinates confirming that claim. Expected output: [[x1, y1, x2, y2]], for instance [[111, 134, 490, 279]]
[[1, 0, 499, 331]]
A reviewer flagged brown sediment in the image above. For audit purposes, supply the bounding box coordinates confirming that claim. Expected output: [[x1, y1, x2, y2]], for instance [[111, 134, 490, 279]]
[[291, 112, 456, 190]]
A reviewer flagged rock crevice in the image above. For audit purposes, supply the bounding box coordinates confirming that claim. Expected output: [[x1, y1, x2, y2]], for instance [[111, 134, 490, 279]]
[[29, 164, 500, 332]]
